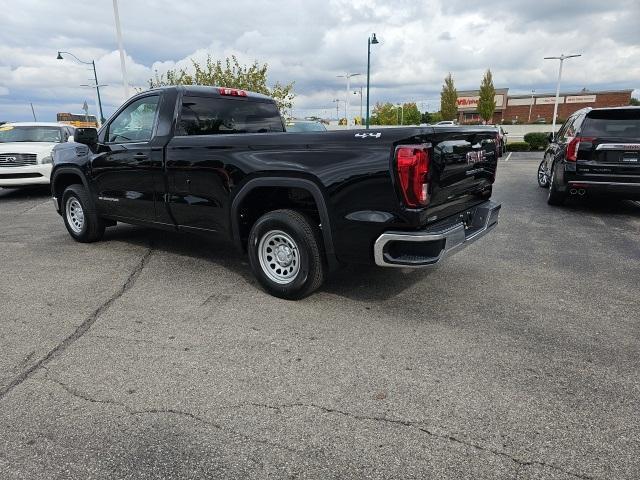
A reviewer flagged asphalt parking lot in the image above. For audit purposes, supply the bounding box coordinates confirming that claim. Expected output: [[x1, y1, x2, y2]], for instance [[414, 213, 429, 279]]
[[1, 152, 639, 480]]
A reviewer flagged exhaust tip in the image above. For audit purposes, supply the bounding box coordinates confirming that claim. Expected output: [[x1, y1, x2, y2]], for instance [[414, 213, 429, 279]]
[[578, 189, 586, 196], [570, 188, 577, 195]]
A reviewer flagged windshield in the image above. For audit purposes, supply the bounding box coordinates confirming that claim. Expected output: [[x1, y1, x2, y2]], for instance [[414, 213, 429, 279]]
[[286, 121, 327, 132], [0, 126, 63, 143]]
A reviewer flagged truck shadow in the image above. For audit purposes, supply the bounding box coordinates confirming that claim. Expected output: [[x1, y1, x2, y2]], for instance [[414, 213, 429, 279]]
[[102, 224, 429, 302]]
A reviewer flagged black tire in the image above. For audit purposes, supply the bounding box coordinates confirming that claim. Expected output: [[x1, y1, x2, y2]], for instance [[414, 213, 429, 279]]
[[61, 184, 105, 242], [537, 159, 550, 188], [247, 209, 325, 300], [547, 163, 566, 206]]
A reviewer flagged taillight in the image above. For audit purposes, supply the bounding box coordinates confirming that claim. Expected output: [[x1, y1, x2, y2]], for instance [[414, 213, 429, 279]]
[[218, 87, 248, 97], [395, 145, 430, 208], [566, 136, 595, 161]]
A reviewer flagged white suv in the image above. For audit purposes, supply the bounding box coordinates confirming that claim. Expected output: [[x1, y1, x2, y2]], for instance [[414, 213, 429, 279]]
[[0, 122, 75, 188]]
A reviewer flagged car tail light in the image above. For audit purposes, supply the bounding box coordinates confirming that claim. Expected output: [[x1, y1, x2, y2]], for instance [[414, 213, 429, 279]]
[[566, 136, 595, 161], [395, 145, 430, 208], [218, 87, 248, 97]]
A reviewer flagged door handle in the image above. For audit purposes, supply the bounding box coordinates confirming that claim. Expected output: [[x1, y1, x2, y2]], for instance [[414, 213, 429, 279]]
[[133, 152, 148, 160]]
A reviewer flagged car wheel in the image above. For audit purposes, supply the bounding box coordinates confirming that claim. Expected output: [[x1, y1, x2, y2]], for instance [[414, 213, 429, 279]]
[[537, 160, 550, 188], [62, 184, 105, 242], [248, 209, 325, 300], [547, 163, 566, 206]]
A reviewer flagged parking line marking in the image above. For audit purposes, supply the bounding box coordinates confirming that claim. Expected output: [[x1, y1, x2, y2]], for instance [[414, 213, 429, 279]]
[[504, 152, 512, 162]]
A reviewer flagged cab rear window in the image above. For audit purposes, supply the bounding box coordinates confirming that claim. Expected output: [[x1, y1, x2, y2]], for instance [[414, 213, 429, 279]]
[[582, 110, 640, 137], [177, 96, 284, 135]]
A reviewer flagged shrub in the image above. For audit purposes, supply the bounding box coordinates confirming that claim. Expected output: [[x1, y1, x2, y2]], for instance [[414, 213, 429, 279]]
[[524, 132, 549, 150], [507, 142, 530, 151]]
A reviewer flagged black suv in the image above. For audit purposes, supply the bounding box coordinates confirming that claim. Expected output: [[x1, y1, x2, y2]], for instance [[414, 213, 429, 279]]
[[538, 107, 640, 205]]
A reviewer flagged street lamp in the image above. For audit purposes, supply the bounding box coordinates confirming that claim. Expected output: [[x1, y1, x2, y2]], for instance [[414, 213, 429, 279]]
[[366, 33, 379, 129], [332, 98, 344, 124], [337, 73, 361, 127], [57, 51, 105, 124], [527, 89, 535, 123], [544, 53, 581, 132], [396, 103, 404, 125], [353, 87, 363, 126]]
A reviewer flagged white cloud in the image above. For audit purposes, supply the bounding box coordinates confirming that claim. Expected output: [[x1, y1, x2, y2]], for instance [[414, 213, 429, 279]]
[[0, 0, 638, 121]]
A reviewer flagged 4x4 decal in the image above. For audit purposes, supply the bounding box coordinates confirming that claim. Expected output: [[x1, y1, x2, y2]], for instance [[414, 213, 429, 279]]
[[355, 132, 382, 139]]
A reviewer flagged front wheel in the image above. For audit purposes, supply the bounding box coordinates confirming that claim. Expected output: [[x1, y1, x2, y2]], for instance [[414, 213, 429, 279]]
[[537, 160, 550, 188], [248, 209, 325, 300], [547, 163, 566, 206], [62, 184, 105, 242]]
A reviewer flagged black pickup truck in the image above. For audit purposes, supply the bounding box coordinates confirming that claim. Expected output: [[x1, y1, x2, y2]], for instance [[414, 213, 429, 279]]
[[51, 85, 501, 299]]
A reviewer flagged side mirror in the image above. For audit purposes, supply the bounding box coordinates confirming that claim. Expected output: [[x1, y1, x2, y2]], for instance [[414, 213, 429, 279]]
[[547, 132, 554, 143], [74, 128, 98, 147]]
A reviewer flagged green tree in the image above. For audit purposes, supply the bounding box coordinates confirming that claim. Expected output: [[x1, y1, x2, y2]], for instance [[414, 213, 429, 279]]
[[477, 69, 496, 123], [148, 54, 295, 115], [630, 97, 640, 106], [402, 102, 421, 125], [429, 111, 443, 123], [440, 73, 458, 121], [370, 102, 399, 125]]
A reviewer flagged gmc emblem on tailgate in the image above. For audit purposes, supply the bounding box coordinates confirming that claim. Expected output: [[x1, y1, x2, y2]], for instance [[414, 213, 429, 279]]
[[466, 150, 485, 164]]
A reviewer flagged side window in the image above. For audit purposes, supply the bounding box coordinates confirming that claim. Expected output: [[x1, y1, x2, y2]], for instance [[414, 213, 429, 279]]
[[177, 96, 284, 136], [107, 95, 160, 143], [557, 116, 575, 142]]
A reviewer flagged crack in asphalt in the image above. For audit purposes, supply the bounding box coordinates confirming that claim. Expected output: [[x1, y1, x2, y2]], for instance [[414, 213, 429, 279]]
[[234, 402, 595, 480], [20, 199, 51, 215], [42, 376, 301, 457], [32, 379, 597, 479], [0, 247, 153, 401]]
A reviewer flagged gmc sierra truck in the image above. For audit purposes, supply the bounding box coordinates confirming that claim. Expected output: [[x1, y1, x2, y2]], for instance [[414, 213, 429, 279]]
[[51, 85, 501, 299]]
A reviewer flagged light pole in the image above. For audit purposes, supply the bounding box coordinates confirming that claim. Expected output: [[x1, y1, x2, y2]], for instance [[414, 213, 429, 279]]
[[527, 89, 535, 123], [396, 103, 404, 125], [353, 87, 363, 125], [112, 0, 130, 99], [57, 51, 105, 124], [337, 73, 361, 127], [544, 53, 581, 132], [366, 33, 379, 129], [332, 98, 343, 124]]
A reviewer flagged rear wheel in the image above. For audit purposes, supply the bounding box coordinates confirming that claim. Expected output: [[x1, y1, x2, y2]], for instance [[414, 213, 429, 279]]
[[248, 209, 324, 300], [547, 163, 566, 206], [537, 160, 550, 188], [62, 184, 105, 242]]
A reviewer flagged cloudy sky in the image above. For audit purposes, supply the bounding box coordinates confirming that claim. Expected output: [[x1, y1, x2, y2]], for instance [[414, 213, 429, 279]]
[[1, 0, 639, 122]]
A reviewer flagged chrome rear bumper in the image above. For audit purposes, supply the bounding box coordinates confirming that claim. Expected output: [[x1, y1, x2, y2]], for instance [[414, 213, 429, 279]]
[[373, 200, 501, 267]]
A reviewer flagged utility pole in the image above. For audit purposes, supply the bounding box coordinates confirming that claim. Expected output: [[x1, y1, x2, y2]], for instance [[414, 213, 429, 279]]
[[528, 89, 535, 123], [544, 53, 581, 132]]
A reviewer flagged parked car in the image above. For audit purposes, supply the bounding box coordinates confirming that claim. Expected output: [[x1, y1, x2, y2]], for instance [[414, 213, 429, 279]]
[[51, 85, 501, 299], [0, 122, 75, 188], [476, 125, 507, 157], [435, 120, 457, 126], [538, 107, 640, 205], [285, 119, 327, 132]]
